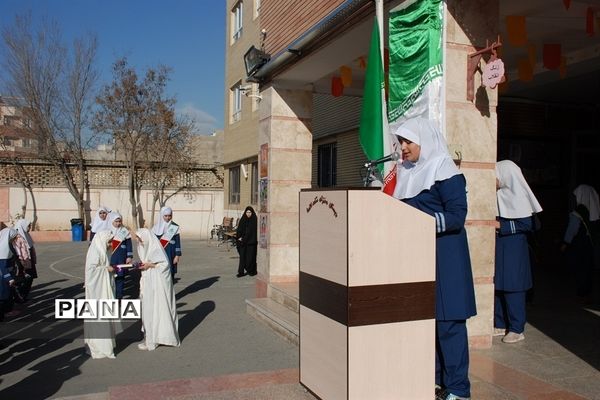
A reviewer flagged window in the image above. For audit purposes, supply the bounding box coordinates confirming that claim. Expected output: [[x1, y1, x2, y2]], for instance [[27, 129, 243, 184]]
[[232, 1, 243, 42], [251, 162, 258, 204], [318, 143, 337, 187], [231, 82, 242, 123], [229, 166, 241, 204], [254, 0, 261, 18], [22, 138, 31, 148]]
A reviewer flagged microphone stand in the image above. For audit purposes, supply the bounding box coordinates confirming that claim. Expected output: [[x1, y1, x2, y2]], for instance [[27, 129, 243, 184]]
[[363, 163, 375, 187]]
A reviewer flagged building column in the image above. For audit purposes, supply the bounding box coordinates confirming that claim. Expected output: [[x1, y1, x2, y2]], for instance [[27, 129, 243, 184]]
[[445, 1, 500, 349], [256, 86, 313, 296]]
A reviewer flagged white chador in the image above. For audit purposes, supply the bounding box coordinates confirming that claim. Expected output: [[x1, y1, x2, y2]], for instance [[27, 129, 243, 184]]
[[136, 228, 180, 350], [84, 231, 117, 359]]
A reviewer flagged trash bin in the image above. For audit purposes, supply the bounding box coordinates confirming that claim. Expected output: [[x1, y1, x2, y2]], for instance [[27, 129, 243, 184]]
[[70, 218, 84, 241]]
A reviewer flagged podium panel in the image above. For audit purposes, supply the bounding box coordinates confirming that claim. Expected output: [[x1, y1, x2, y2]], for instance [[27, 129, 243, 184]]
[[299, 188, 435, 400]]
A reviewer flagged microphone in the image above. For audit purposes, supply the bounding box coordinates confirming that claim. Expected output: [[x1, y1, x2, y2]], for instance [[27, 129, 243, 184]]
[[364, 152, 400, 168]]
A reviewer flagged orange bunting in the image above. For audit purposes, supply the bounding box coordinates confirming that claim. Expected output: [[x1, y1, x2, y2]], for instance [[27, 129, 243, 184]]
[[543, 44, 561, 70], [340, 66, 352, 87], [331, 76, 343, 97], [587, 7, 595, 36], [506, 16, 527, 47], [563, 0, 571, 10], [559, 56, 567, 78], [518, 58, 533, 82]]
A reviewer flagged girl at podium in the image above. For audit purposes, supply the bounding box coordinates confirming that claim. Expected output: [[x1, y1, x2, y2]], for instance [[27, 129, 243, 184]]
[[392, 117, 476, 400]]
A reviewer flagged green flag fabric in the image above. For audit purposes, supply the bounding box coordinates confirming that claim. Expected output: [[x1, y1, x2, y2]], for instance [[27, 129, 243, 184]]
[[359, 16, 386, 170], [388, 0, 443, 127]]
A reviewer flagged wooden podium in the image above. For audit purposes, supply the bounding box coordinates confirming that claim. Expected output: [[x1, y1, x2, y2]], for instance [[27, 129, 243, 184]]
[[299, 188, 435, 400]]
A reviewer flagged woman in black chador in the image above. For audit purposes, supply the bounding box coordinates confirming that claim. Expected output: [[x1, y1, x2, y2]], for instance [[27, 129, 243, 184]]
[[236, 206, 258, 277]]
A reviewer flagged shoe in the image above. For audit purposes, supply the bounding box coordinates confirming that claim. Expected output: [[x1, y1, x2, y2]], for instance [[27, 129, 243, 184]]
[[444, 394, 470, 400], [137, 342, 148, 350], [502, 331, 525, 343], [248, 271, 257, 276], [236, 273, 247, 277], [493, 327, 507, 337]]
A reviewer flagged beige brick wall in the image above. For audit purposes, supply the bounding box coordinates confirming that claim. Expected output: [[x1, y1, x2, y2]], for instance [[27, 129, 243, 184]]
[[446, 0, 500, 348], [260, 0, 346, 56]]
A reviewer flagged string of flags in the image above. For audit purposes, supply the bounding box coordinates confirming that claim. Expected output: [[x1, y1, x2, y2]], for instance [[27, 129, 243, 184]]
[[506, 3, 597, 84]]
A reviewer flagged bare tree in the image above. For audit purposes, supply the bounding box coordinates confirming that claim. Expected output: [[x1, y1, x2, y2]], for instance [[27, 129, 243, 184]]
[[94, 58, 192, 229], [0, 145, 38, 229], [143, 113, 196, 227], [1, 13, 98, 226]]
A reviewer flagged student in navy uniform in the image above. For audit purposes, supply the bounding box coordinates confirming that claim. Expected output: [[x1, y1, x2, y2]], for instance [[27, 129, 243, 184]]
[[561, 184, 598, 302], [494, 160, 542, 344], [108, 212, 133, 300], [392, 118, 476, 400], [0, 228, 18, 321], [152, 206, 181, 283]]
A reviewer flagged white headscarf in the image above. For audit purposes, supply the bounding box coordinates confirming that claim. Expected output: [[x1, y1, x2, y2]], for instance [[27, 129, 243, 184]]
[[0, 227, 18, 259], [106, 211, 131, 239], [392, 117, 461, 200], [136, 228, 169, 264], [496, 160, 543, 219], [573, 184, 600, 222], [151, 206, 173, 236], [90, 206, 112, 233], [15, 219, 34, 248], [87, 230, 114, 271]]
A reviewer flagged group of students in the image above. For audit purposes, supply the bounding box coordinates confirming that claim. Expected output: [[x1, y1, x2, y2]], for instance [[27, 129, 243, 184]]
[[84, 205, 182, 359], [0, 219, 37, 321], [389, 117, 598, 400]]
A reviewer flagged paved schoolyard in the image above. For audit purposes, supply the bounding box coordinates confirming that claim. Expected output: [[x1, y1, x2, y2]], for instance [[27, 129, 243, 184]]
[[0, 239, 299, 399]]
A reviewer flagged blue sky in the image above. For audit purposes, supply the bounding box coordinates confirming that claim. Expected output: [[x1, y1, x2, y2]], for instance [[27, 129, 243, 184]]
[[0, 0, 225, 134]]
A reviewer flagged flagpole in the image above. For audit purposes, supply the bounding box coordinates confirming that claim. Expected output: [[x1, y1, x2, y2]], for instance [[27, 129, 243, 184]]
[[375, 0, 384, 64]]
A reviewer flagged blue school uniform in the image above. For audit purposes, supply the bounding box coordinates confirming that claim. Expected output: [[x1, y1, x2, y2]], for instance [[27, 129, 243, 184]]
[[403, 174, 477, 320], [157, 225, 181, 280], [1, 258, 14, 301], [110, 238, 133, 299], [403, 173, 476, 398], [494, 216, 533, 334]]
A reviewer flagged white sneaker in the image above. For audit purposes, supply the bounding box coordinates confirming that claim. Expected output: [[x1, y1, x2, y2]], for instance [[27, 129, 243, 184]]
[[137, 342, 148, 350], [493, 327, 507, 337], [502, 331, 525, 343]]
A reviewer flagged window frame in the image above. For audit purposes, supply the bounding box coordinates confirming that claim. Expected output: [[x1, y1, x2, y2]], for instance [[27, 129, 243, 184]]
[[232, 1, 243, 43], [231, 82, 243, 123], [317, 142, 337, 188], [229, 166, 241, 204]]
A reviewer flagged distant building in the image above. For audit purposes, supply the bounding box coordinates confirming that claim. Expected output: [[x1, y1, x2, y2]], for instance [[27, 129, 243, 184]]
[[224, 0, 262, 216], [0, 96, 38, 157]]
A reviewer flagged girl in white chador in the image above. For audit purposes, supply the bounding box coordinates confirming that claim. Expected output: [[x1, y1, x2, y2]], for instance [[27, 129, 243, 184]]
[[84, 230, 117, 359], [135, 228, 180, 351]]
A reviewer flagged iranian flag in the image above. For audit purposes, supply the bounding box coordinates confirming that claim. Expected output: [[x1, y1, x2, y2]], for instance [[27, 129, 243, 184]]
[[387, 0, 444, 133], [359, 2, 396, 195], [359, 0, 443, 196]]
